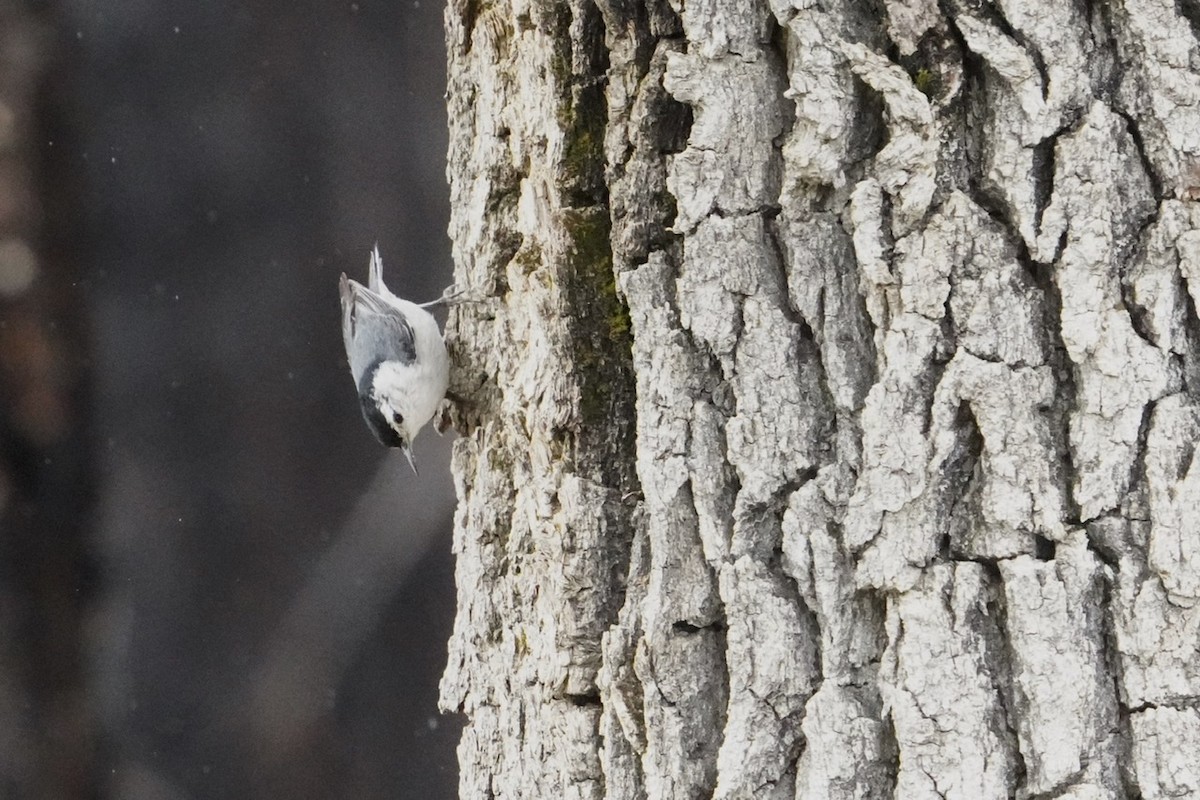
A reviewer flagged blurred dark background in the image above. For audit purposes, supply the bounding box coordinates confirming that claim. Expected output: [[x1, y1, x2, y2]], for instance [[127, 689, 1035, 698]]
[[0, 1, 461, 797]]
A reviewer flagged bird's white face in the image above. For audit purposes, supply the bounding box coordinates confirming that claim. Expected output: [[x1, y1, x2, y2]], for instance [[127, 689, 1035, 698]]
[[372, 361, 440, 436], [369, 362, 431, 473], [376, 394, 418, 448]]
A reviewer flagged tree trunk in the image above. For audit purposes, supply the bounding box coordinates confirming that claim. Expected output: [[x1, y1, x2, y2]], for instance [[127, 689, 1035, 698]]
[[439, 0, 1200, 797]]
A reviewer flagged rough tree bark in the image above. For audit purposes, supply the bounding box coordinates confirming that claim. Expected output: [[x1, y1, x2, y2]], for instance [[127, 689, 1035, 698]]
[[439, 0, 1200, 797]]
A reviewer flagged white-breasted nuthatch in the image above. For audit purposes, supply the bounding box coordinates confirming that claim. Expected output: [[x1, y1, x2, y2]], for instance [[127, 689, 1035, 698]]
[[339, 245, 450, 473]]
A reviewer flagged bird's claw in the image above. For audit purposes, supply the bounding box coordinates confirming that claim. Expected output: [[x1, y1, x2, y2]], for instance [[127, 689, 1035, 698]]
[[419, 283, 484, 309]]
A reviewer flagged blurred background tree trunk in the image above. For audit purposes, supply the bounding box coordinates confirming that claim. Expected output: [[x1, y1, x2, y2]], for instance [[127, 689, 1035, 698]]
[[0, 3, 96, 798], [441, 0, 1200, 797]]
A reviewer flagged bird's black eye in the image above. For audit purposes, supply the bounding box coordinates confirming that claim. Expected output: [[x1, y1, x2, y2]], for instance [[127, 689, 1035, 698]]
[[392, 411, 404, 425]]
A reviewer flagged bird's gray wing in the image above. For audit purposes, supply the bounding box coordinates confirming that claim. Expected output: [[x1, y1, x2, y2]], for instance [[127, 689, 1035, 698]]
[[340, 275, 417, 379]]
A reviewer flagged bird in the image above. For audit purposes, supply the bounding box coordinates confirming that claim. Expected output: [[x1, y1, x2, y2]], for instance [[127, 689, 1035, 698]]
[[339, 244, 450, 474]]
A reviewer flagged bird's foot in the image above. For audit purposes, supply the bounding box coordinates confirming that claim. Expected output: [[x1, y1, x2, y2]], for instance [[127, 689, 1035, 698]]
[[419, 284, 483, 309]]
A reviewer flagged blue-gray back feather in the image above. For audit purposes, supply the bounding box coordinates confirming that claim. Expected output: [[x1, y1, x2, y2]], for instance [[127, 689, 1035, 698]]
[[340, 273, 417, 381]]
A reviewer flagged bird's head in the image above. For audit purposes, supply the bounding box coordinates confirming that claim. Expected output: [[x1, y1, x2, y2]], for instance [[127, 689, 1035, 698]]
[[358, 362, 421, 473]]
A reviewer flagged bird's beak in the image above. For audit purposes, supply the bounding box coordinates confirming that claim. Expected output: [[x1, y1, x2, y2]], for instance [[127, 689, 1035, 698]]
[[402, 443, 418, 475]]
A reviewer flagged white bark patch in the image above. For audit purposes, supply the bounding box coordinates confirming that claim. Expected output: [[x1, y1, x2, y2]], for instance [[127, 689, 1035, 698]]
[[1175, 212, 1200, 369], [943, 197, 1045, 367], [664, 52, 787, 233], [937, 354, 1063, 546], [633, 627, 726, 800], [713, 557, 818, 800], [441, 0, 638, 794], [678, 0, 773, 59], [621, 256, 724, 631], [728, 294, 830, 507], [847, 179, 893, 336], [618, 255, 727, 798], [885, 0, 941, 56], [999, 539, 1117, 796], [657, 7, 844, 797], [777, 214, 875, 422], [457, 702, 605, 800], [779, 11, 860, 194], [843, 312, 942, 590], [881, 564, 1018, 800], [783, 482, 883, 684], [1132, 707, 1200, 799], [1145, 396, 1200, 607], [1127, 202, 1198, 355], [794, 684, 895, 800], [1111, 556, 1200, 709]]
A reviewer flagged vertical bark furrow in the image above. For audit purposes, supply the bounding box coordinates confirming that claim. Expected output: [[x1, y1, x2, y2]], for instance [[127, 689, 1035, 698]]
[[595, 0, 735, 796], [660, 5, 836, 798], [618, 256, 727, 799], [1035, 103, 1174, 522], [441, 0, 638, 796], [771, 25, 895, 790]]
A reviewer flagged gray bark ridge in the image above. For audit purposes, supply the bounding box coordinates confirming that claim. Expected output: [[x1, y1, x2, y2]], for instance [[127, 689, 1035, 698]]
[[441, 0, 1200, 797]]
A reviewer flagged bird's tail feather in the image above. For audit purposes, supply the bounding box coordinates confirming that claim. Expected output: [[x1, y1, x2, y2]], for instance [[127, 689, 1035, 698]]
[[369, 243, 384, 292]]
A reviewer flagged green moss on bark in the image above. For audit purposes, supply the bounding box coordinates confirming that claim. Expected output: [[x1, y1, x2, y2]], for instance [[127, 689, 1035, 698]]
[[562, 207, 636, 484]]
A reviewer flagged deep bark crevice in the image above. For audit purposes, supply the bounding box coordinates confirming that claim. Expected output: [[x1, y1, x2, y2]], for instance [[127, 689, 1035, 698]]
[[1112, 108, 1165, 205], [1179, 272, 1200, 397]]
